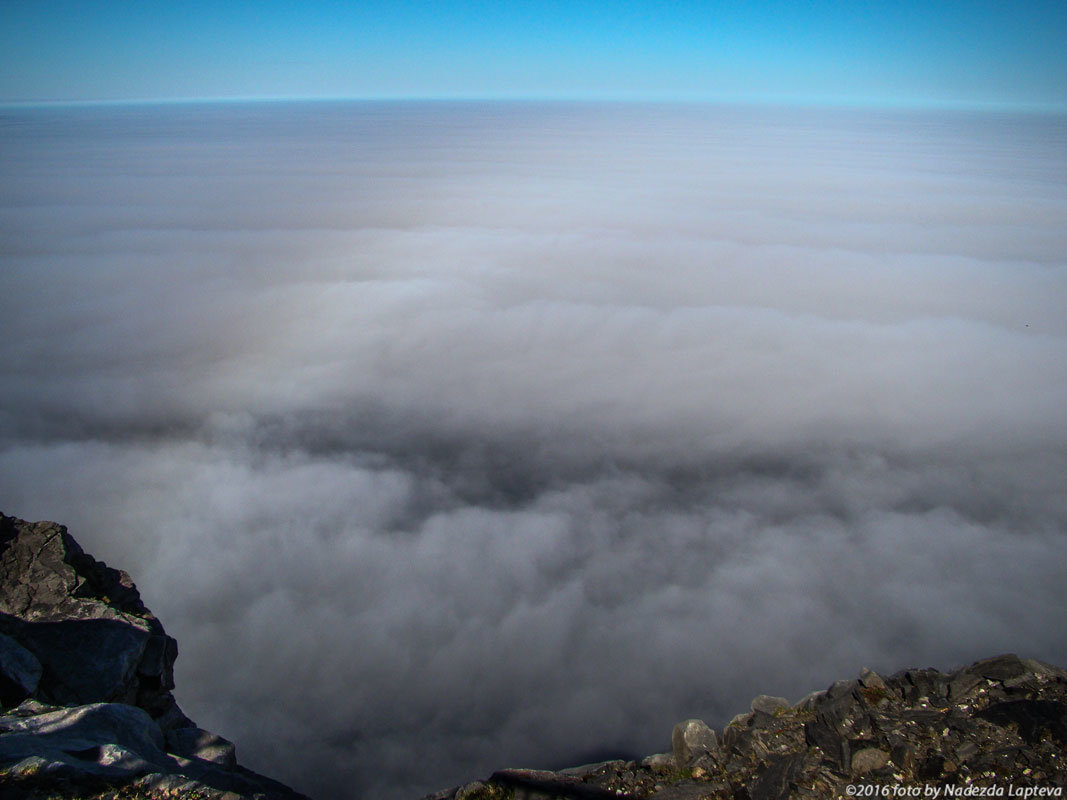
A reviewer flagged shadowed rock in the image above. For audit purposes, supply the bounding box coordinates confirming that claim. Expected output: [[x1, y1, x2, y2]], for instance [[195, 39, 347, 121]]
[[976, 699, 1067, 746], [0, 633, 41, 707], [0, 514, 178, 721]]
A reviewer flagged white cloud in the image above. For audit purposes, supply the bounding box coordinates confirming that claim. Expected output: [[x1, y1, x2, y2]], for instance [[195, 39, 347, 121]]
[[1, 102, 1065, 799]]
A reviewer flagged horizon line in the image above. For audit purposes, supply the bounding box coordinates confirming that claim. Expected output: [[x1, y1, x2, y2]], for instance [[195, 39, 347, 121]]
[[2, 93, 1064, 116]]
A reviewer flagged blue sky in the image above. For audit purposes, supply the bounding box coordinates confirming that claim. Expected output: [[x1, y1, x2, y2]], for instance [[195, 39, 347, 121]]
[[1, 0, 1065, 108]]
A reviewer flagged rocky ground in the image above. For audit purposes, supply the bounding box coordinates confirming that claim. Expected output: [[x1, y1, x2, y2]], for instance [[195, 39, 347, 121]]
[[0, 512, 309, 800], [425, 654, 1067, 800]]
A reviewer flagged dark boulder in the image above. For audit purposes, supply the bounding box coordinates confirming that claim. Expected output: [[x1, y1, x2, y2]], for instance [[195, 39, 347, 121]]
[[0, 633, 41, 707], [973, 654, 1030, 683], [976, 699, 1067, 746]]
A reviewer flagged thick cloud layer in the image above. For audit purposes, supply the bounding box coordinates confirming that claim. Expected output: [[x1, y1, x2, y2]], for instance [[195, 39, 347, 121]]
[[1, 102, 1066, 799]]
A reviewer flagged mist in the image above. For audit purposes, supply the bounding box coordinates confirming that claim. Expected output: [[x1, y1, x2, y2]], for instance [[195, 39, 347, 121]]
[[1, 101, 1065, 799]]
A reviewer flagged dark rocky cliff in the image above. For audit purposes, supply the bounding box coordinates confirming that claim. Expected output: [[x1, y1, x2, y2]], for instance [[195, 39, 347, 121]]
[[0, 512, 309, 799]]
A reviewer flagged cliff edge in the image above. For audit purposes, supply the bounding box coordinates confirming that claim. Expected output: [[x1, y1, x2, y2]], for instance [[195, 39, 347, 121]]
[[0, 512, 310, 800]]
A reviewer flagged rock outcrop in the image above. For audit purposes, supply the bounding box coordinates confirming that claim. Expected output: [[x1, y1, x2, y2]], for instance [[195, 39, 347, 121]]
[[0, 512, 309, 799], [425, 654, 1067, 800]]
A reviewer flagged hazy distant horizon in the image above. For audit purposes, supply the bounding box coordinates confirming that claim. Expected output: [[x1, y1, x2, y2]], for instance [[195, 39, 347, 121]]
[[4, 96, 1067, 117], [2, 100, 1066, 799]]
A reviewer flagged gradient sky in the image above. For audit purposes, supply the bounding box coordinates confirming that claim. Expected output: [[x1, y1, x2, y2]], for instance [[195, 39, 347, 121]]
[[1, 0, 1065, 108]]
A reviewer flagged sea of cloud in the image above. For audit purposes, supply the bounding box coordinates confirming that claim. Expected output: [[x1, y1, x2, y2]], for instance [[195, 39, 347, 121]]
[[1, 101, 1065, 799]]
